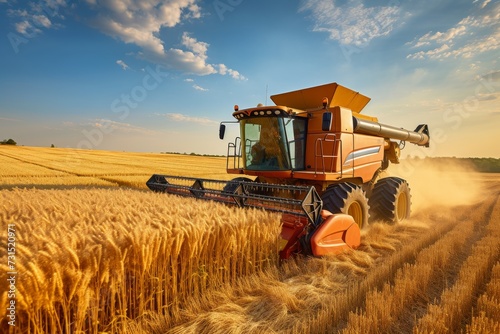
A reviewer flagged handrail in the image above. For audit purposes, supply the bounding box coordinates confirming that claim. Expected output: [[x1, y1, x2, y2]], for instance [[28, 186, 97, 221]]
[[314, 134, 342, 176], [226, 137, 242, 170]]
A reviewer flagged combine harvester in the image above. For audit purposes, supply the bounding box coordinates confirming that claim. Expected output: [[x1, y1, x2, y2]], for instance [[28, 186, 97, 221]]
[[148, 83, 429, 259]]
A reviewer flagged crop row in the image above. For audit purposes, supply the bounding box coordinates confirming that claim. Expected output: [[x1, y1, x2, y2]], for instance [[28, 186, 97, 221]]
[[342, 196, 497, 333], [467, 261, 500, 333], [415, 196, 500, 333]]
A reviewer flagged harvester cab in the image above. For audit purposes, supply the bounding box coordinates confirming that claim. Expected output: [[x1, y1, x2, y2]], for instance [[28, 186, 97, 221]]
[[148, 82, 430, 259]]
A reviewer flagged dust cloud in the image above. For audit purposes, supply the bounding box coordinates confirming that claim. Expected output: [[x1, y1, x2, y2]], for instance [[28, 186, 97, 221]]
[[386, 158, 483, 213]]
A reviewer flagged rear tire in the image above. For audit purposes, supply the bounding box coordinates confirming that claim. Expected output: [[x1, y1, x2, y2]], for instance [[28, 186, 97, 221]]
[[369, 177, 411, 223], [321, 183, 370, 229]]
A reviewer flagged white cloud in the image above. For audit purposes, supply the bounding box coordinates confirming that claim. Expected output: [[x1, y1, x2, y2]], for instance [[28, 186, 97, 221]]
[[184, 78, 194, 82], [187, 3, 201, 19], [182, 32, 208, 56], [407, 44, 451, 60], [217, 63, 246, 80], [32, 0, 68, 14], [451, 29, 500, 58], [116, 59, 129, 70], [33, 15, 52, 28], [15, 21, 39, 35], [300, 0, 402, 46], [193, 84, 208, 91], [408, 18, 472, 51], [86, 1, 200, 55], [408, 29, 499, 60], [84, 1, 244, 79], [156, 32, 217, 75], [228, 69, 245, 80], [8, 1, 65, 37], [138, 33, 246, 79], [474, 0, 492, 9], [407, 3, 500, 60], [8, 0, 244, 79], [160, 113, 218, 126]]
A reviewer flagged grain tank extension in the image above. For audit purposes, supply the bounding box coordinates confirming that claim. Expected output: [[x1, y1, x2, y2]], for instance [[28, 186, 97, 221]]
[[148, 82, 430, 259]]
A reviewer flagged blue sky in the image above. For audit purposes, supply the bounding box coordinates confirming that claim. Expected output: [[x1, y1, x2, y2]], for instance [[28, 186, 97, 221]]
[[0, 0, 498, 157]]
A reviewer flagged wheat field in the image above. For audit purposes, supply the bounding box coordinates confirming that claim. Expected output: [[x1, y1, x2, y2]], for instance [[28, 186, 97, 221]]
[[0, 146, 233, 189], [1, 146, 499, 333], [0, 188, 281, 333]]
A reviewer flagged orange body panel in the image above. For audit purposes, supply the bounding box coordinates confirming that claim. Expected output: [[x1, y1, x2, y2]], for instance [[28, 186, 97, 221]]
[[306, 106, 353, 133], [310, 212, 360, 256], [280, 213, 309, 259], [292, 161, 381, 184], [301, 106, 385, 184]]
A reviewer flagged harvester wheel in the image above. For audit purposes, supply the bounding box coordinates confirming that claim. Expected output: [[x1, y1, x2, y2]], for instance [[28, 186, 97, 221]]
[[223, 177, 253, 193], [369, 177, 411, 223], [321, 183, 369, 229]]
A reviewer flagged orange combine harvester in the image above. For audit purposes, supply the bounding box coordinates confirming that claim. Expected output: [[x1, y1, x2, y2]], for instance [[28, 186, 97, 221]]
[[148, 83, 430, 259]]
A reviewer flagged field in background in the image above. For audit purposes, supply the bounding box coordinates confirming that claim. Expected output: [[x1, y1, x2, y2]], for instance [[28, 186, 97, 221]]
[[0, 146, 233, 189], [1, 146, 499, 333]]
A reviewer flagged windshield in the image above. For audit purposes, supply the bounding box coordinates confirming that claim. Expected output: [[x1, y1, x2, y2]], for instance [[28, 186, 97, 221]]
[[241, 117, 306, 171]]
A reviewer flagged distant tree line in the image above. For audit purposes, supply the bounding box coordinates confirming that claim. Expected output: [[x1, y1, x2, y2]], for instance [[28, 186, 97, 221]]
[[1, 139, 16, 145], [464, 157, 500, 173], [161, 151, 225, 157], [405, 156, 500, 173]]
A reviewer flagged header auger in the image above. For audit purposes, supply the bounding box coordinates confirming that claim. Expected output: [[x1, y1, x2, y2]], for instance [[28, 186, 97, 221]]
[[148, 82, 429, 259]]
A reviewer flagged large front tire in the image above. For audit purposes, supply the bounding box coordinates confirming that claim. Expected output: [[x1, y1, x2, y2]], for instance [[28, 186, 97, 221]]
[[369, 177, 411, 223], [321, 183, 370, 229]]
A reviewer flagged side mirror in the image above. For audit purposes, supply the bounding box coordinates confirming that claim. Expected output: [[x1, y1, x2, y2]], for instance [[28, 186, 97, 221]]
[[219, 124, 226, 140], [322, 112, 332, 131]]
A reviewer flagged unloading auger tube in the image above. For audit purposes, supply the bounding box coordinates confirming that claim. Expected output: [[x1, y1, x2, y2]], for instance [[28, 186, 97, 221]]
[[353, 116, 430, 147], [146, 175, 361, 259]]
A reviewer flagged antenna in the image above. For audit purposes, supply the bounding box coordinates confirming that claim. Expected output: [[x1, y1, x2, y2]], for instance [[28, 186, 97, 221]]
[[265, 84, 268, 105]]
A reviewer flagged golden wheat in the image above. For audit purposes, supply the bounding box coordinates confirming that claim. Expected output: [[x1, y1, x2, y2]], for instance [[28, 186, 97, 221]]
[[342, 198, 489, 334], [414, 196, 500, 334], [467, 262, 500, 333], [0, 146, 233, 192], [2, 145, 500, 334], [0, 146, 230, 178], [0, 188, 280, 333]]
